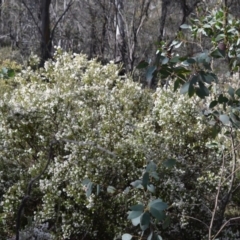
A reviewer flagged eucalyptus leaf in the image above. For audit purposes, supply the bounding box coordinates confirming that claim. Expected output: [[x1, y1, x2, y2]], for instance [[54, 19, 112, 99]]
[[219, 114, 230, 125], [96, 184, 100, 195], [209, 100, 218, 108], [128, 210, 143, 220], [86, 182, 93, 198], [180, 82, 190, 94], [131, 180, 142, 188], [130, 204, 145, 211], [147, 184, 156, 193], [122, 233, 132, 240], [107, 186, 116, 194], [146, 161, 157, 172], [162, 159, 176, 169], [137, 60, 149, 69], [140, 212, 151, 230], [131, 214, 141, 226], [180, 24, 190, 29], [142, 171, 150, 188]]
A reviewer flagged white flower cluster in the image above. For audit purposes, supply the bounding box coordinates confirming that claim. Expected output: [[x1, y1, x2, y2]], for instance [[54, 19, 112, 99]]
[[0, 49, 237, 239]]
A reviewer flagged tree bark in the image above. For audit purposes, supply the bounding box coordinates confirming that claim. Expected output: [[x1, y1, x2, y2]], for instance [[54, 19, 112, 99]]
[[114, 0, 127, 67], [40, 0, 52, 67]]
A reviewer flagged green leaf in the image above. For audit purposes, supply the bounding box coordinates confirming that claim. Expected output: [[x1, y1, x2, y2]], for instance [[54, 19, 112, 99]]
[[209, 100, 218, 108], [96, 184, 100, 195], [147, 184, 155, 193], [200, 72, 216, 84], [219, 114, 230, 125], [86, 182, 93, 198], [159, 67, 172, 79], [107, 186, 116, 194], [148, 233, 163, 240], [123, 187, 130, 194], [215, 34, 225, 41], [140, 212, 151, 230], [131, 180, 142, 188], [162, 159, 176, 169], [210, 48, 225, 58], [82, 178, 90, 185], [130, 204, 145, 211], [131, 214, 141, 226], [161, 57, 169, 64], [230, 112, 240, 124], [218, 94, 228, 103], [180, 24, 190, 29], [149, 199, 167, 221], [7, 69, 15, 78], [137, 60, 149, 69], [228, 86, 235, 99], [146, 66, 156, 84], [122, 233, 132, 240], [203, 24, 211, 28], [170, 56, 181, 63], [235, 88, 240, 97], [147, 233, 153, 240], [174, 79, 180, 91], [1, 67, 8, 74], [174, 41, 183, 49], [149, 208, 166, 221], [146, 161, 157, 172], [195, 82, 209, 99], [180, 82, 190, 94], [196, 52, 210, 63], [188, 75, 198, 97], [186, 58, 196, 64], [142, 171, 149, 188], [128, 210, 143, 220], [199, 82, 209, 96], [150, 171, 159, 180]]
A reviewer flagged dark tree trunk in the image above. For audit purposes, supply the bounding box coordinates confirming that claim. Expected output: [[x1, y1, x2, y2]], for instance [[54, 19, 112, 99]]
[[40, 0, 52, 67], [114, 0, 127, 67]]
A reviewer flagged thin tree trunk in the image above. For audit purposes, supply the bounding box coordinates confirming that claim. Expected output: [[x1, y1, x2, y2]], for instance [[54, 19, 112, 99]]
[[40, 0, 52, 67], [115, 0, 127, 67], [158, 0, 169, 42]]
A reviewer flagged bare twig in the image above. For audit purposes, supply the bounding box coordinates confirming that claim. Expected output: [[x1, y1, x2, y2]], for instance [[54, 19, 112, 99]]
[[208, 149, 225, 239], [185, 215, 210, 229], [50, 0, 74, 40], [213, 217, 240, 240], [210, 127, 238, 239], [21, 0, 43, 38]]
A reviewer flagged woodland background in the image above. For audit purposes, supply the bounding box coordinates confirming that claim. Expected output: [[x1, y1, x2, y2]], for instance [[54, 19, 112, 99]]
[[1, 0, 239, 74], [1, 0, 240, 240]]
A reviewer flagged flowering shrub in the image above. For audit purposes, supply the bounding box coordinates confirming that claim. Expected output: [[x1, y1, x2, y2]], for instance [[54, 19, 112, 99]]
[[0, 49, 238, 239]]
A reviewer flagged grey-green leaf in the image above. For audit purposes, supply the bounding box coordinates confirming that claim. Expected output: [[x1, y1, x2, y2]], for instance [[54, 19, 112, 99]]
[[128, 210, 143, 220], [147, 184, 155, 193], [86, 182, 93, 198], [180, 82, 190, 94], [146, 161, 157, 172], [130, 204, 145, 211], [107, 186, 116, 194], [142, 171, 149, 188], [122, 233, 132, 240], [162, 159, 176, 169], [180, 24, 190, 29], [219, 114, 230, 125], [140, 212, 151, 231]]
